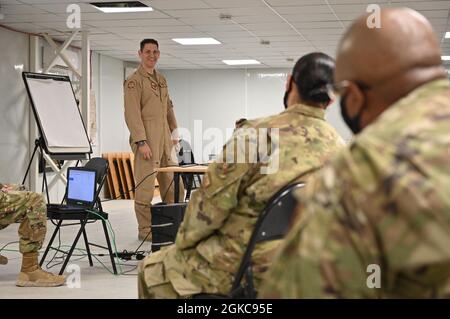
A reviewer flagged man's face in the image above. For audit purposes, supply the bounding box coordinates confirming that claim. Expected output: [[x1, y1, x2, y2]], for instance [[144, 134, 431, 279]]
[[139, 43, 160, 69]]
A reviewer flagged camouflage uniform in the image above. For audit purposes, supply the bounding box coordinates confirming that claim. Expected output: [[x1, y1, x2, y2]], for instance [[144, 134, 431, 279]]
[[138, 103, 345, 298], [0, 183, 47, 254], [259, 79, 450, 298]]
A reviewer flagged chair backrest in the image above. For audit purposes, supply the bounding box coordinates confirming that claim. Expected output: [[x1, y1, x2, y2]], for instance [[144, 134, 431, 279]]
[[230, 182, 305, 294], [177, 139, 195, 165], [83, 157, 109, 210]]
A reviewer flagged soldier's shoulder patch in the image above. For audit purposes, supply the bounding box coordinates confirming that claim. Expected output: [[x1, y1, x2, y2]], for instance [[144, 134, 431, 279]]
[[202, 172, 211, 188], [216, 162, 236, 178]]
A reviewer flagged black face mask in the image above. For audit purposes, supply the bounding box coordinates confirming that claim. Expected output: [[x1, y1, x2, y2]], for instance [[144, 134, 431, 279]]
[[283, 78, 293, 109], [340, 93, 364, 134]]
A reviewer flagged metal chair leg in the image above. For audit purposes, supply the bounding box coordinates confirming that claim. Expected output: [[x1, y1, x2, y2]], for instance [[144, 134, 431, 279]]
[[102, 219, 117, 275], [40, 219, 62, 267], [82, 228, 94, 266], [59, 217, 89, 275]]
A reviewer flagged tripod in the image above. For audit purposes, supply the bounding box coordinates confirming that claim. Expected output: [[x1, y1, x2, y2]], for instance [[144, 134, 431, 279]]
[[22, 138, 51, 203]]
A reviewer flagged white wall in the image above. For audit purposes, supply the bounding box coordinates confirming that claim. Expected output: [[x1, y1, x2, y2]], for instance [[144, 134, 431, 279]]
[[160, 68, 286, 162], [92, 62, 353, 163], [160, 68, 352, 163], [0, 27, 29, 184], [326, 99, 353, 142], [96, 54, 131, 154]]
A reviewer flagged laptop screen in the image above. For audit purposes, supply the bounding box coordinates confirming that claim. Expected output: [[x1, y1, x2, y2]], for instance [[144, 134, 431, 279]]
[[67, 168, 96, 205], [178, 140, 194, 165]]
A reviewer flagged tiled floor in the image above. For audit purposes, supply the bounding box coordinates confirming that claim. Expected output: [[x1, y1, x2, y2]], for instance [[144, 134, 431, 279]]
[[0, 199, 156, 299]]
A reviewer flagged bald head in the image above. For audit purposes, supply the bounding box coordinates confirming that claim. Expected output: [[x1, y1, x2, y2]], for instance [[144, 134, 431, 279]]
[[334, 8, 447, 133], [336, 8, 443, 85]]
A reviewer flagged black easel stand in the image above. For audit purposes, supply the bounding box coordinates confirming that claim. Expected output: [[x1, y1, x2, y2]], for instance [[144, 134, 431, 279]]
[[22, 138, 50, 203]]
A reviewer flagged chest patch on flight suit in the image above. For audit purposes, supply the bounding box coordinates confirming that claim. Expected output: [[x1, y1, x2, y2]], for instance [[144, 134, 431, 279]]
[[151, 82, 158, 91]]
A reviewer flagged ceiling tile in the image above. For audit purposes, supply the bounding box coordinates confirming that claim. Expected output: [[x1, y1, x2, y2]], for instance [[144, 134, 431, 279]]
[[0, 0, 448, 68]]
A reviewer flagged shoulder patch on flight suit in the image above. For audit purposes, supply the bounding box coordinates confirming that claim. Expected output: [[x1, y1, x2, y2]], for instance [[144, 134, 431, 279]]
[[159, 81, 167, 88], [127, 80, 136, 89], [235, 118, 248, 129]]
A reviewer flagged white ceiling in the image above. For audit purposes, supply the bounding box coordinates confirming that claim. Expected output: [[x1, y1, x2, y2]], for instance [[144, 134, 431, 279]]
[[1, 0, 449, 69]]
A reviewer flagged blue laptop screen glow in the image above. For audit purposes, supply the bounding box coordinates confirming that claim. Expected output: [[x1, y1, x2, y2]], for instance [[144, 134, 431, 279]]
[[67, 169, 96, 203]]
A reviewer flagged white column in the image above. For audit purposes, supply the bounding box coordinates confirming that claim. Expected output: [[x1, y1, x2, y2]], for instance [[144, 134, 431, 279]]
[[28, 35, 40, 191], [81, 30, 90, 136]]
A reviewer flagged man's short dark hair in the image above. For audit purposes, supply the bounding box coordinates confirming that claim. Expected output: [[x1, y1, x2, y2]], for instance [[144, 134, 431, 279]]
[[140, 39, 159, 51], [292, 52, 335, 106]]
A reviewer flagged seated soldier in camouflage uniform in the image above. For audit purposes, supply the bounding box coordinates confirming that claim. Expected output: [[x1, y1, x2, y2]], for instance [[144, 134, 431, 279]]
[[260, 8, 450, 298], [0, 183, 65, 287], [138, 53, 345, 298]]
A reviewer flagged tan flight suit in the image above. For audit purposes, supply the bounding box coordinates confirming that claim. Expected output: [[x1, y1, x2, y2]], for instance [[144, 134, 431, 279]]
[[124, 65, 184, 238]]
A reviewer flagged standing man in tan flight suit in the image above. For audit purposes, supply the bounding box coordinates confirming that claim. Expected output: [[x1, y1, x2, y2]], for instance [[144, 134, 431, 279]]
[[124, 39, 183, 242]]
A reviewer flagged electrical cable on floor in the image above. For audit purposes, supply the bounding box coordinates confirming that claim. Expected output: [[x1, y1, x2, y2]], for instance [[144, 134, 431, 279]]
[[0, 241, 19, 253], [1, 208, 148, 276], [101, 170, 158, 203], [45, 228, 62, 270]]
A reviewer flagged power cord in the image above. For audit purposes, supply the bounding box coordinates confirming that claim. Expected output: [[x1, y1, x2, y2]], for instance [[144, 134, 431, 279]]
[[103, 249, 145, 261], [129, 176, 175, 252], [1, 214, 142, 276], [101, 163, 202, 202], [45, 229, 62, 269], [101, 170, 158, 203], [66, 163, 199, 263], [160, 178, 174, 204], [102, 165, 179, 255], [88, 210, 147, 265], [0, 241, 19, 253]]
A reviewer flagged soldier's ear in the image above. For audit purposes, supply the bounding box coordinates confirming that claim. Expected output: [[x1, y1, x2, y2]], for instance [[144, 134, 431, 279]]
[[285, 74, 293, 91], [327, 90, 336, 107], [345, 82, 366, 116]]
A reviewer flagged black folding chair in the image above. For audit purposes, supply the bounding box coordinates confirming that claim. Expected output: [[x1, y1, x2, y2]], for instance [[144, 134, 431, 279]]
[[40, 157, 117, 275], [194, 182, 305, 299]]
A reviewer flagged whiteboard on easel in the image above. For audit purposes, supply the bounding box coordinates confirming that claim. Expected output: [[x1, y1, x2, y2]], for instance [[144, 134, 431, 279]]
[[22, 72, 91, 155]]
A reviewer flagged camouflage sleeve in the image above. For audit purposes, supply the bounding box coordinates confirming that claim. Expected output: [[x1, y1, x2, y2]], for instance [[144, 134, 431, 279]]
[[1, 184, 26, 192], [260, 138, 450, 298], [259, 150, 382, 298], [176, 127, 259, 250]]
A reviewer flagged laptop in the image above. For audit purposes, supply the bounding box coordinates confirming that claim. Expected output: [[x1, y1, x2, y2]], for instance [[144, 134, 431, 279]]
[[177, 140, 196, 166], [47, 167, 97, 212]]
